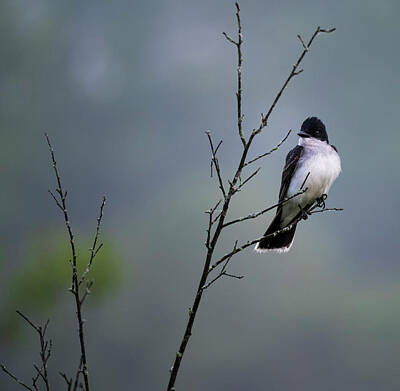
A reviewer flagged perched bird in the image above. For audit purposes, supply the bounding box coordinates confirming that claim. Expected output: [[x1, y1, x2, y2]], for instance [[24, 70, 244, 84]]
[[255, 117, 341, 253]]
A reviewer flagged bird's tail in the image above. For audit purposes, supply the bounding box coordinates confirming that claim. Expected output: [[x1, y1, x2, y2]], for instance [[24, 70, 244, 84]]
[[254, 211, 297, 253]]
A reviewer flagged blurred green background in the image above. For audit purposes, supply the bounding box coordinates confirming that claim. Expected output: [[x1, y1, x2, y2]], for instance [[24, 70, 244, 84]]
[[1, 0, 400, 390]]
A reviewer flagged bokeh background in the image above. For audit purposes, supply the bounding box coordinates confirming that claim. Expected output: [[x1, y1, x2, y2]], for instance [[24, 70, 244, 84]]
[[1, 0, 399, 390]]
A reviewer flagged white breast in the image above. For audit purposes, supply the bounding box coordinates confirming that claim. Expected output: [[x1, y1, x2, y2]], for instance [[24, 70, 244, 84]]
[[281, 137, 341, 226]]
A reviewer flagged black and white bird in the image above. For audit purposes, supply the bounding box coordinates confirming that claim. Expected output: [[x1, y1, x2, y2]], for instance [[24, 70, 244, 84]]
[[255, 117, 341, 253]]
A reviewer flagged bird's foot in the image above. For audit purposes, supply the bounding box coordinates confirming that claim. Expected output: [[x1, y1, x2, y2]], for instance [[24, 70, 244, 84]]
[[316, 194, 327, 209], [298, 204, 312, 220]]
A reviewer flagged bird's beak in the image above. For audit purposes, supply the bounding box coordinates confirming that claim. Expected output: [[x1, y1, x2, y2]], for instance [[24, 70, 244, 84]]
[[297, 131, 310, 138]]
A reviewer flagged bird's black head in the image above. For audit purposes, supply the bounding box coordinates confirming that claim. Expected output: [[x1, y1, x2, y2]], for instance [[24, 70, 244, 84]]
[[297, 117, 329, 143]]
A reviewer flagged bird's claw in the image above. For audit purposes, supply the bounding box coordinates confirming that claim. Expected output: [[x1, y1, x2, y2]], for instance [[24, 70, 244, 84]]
[[316, 194, 327, 209], [298, 204, 311, 220]]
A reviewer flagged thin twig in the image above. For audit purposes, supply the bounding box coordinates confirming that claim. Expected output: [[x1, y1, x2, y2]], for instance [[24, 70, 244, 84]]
[[235, 2, 245, 146], [244, 129, 292, 167], [211, 199, 342, 273], [80, 197, 106, 285], [234, 167, 260, 193], [32, 372, 40, 391], [210, 139, 224, 178], [255, 25, 336, 134], [80, 280, 94, 306], [17, 311, 51, 391], [205, 199, 222, 249], [59, 372, 72, 391], [223, 3, 245, 146], [212, 212, 319, 274], [310, 207, 344, 214], [1, 365, 34, 391], [319, 28, 336, 33], [214, 140, 223, 155], [202, 241, 243, 290], [206, 132, 226, 198], [33, 365, 46, 384], [72, 358, 83, 391], [1, 312, 52, 391], [212, 211, 223, 225], [300, 172, 310, 190], [45, 133, 90, 391], [222, 32, 237, 45], [222, 189, 306, 228], [16, 310, 40, 332], [48, 190, 63, 211], [297, 34, 308, 51]]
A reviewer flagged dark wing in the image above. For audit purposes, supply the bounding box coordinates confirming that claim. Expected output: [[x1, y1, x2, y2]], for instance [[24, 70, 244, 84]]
[[278, 145, 304, 203]]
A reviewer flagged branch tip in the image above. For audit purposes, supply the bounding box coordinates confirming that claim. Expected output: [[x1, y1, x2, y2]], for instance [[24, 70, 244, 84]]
[[297, 34, 308, 50], [319, 27, 336, 33]]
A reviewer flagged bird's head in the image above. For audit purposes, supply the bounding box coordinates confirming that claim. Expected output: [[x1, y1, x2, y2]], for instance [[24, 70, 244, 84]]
[[297, 117, 329, 143]]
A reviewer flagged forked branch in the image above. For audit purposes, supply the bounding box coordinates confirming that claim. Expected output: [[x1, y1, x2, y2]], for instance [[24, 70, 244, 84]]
[[45, 134, 106, 391], [206, 132, 226, 198], [166, 3, 337, 390], [1, 311, 52, 391], [256, 26, 336, 134], [210, 198, 342, 274], [2, 137, 107, 391]]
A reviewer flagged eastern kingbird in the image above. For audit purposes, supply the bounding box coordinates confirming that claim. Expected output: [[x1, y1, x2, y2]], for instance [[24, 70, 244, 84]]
[[255, 117, 341, 253]]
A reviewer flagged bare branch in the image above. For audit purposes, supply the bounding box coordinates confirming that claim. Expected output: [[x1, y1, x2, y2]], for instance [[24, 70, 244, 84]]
[[319, 27, 336, 33], [293, 69, 304, 76], [14, 311, 52, 391], [45, 133, 91, 391], [310, 207, 344, 214], [212, 211, 223, 225], [80, 196, 106, 285], [209, 237, 261, 273], [202, 270, 243, 290], [59, 372, 72, 391], [1, 313, 52, 391], [244, 129, 291, 167], [166, 5, 337, 390], [16, 310, 40, 332], [214, 139, 223, 155], [222, 32, 237, 45], [297, 34, 308, 51], [222, 189, 306, 228], [206, 132, 226, 198], [209, 140, 223, 177], [80, 280, 94, 306], [234, 2, 245, 146], [72, 358, 83, 391], [32, 372, 40, 391], [300, 172, 310, 190], [205, 199, 222, 249], [48, 190, 64, 211], [224, 272, 244, 280], [255, 25, 336, 135], [1, 365, 34, 391], [210, 233, 281, 273], [234, 167, 261, 193], [212, 197, 341, 273], [33, 365, 47, 384], [202, 241, 244, 290], [206, 199, 223, 216], [223, 2, 245, 146]]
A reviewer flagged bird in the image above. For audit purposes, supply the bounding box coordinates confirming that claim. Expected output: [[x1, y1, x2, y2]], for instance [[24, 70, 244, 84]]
[[255, 117, 341, 253]]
